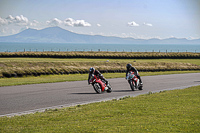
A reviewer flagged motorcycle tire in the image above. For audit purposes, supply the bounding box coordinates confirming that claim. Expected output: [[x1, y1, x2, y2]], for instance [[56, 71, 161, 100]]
[[93, 83, 102, 94], [139, 86, 143, 90], [138, 84, 143, 90], [106, 84, 112, 93], [129, 80, 135, 91]]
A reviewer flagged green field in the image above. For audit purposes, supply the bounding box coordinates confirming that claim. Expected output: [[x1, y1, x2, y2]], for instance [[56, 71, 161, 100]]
[[0, 86, 199, 132]]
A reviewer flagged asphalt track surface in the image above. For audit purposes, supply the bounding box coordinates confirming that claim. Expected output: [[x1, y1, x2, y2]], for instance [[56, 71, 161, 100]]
[[0, 73, 200, 117]]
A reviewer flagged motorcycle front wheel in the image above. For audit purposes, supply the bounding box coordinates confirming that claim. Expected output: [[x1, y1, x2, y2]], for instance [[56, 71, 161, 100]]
[[106, 83, 112, 93], [138, 83, 143, 90], [139, 86, 143, 90], [129, 80, 135, 91], [93, 83, 102, 94]]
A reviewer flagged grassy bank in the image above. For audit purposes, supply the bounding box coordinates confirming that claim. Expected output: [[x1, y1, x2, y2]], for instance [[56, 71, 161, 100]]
[[0, 86, 199, 132], [1, 51, 200, 59], [0, 58, 199, 78]]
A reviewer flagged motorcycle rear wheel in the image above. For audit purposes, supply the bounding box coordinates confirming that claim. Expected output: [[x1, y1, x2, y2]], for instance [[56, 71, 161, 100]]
[[93, 83, 102, 94]]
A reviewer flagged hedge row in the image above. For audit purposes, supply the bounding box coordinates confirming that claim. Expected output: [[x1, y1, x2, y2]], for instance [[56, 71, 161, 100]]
[[1, 68, 200, 78], [0, 51, 200, 59]]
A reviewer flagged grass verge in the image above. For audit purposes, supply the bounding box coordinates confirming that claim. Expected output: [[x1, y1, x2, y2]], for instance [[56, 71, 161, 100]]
[[0, 86, 199, 132], [1, 51, 200, 59], [0, 71, 200, 87]]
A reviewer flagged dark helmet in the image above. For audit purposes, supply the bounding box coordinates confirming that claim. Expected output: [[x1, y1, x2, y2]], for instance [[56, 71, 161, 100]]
[[126, 63, 132, 69], [89, 67, 95, 74]]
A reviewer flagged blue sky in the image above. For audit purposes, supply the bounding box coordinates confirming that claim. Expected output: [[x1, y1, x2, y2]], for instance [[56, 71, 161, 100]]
[[0, 0, 199, 39]]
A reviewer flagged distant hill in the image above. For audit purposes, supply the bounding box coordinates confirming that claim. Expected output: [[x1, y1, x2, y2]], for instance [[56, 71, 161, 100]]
[[0, 26, 199, 44]]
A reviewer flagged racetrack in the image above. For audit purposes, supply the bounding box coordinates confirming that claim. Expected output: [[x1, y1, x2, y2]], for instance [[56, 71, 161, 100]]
[[0, 73, 200, 117]]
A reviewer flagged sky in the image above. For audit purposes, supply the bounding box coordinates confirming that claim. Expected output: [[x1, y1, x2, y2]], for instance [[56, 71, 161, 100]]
[[0, 0, 199, 39]]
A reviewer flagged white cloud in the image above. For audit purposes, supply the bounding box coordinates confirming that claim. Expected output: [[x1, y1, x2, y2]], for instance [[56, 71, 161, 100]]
[[0, 15, 41, 36], [143, 22, 153, 26], [0, 15, 31, 26], [46, 18, 63, 26], [0, 15, 93, 36], [74, 20, 91, 27], [0, 17, 8, 26], [15, 15, 28, 24], [46, 18, 92, 27], [128, 21, 139, 26], [64, 18, 74, 26], [29, 20, 39, 26], [8, 15, 28, 25], [63, 18, 91, 27], [1, 15, 92, 28], [97, 24, 101, 27]]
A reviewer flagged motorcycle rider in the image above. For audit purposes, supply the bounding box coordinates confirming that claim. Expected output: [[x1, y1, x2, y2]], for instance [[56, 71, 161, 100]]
[[126, 63, 143, 85], [88, 67, 108, 85]]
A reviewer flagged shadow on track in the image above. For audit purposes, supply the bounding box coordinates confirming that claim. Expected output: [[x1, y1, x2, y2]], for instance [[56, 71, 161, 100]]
[[113, 90, 133, 92], [71, 92, 98, 95]]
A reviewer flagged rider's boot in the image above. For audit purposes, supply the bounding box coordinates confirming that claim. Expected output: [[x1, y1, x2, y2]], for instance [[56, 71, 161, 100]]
[[105, 81, 109, 90], [138, 76, 143, 85]]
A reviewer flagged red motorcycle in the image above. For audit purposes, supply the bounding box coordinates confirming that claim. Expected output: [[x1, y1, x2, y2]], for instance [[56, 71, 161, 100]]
[[89, 74, 112, 94], [126, 71, 143, 91]]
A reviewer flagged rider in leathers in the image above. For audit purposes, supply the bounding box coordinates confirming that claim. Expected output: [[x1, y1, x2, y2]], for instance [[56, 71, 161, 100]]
[[126, 63, 143, 85], [88, 67, 108, 85]]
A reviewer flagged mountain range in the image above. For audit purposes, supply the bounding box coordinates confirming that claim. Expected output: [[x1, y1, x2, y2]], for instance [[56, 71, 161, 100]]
[[0, 26, 199, 44]]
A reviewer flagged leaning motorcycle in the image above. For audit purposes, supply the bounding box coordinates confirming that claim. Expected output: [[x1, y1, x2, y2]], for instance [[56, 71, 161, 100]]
[[89, 74, 112, 94], [126, 71, 143, 91]]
